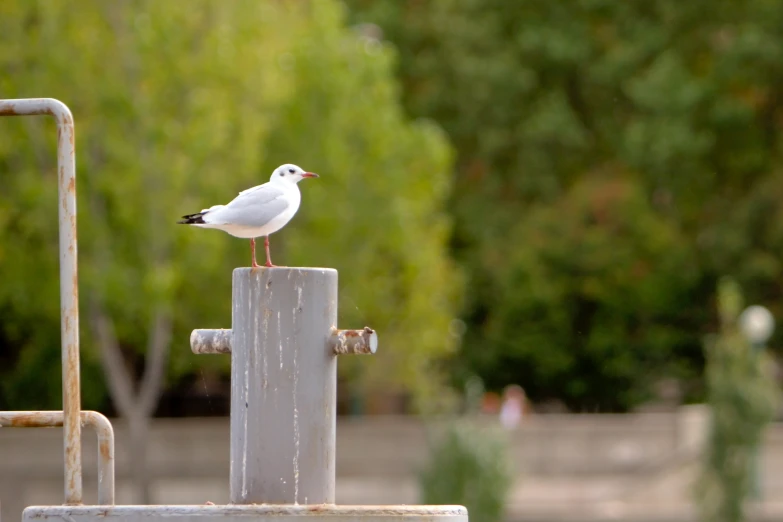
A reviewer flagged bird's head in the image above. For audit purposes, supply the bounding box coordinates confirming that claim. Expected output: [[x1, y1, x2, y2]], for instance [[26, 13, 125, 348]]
[[271, 164, 319, 184]]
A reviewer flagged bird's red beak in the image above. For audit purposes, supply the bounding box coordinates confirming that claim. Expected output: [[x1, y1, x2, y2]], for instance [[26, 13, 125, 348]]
[[302, 172, 319, 178]]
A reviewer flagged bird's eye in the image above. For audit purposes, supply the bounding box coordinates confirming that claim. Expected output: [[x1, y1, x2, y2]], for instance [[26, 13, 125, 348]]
[[288, 168, 295, 174]]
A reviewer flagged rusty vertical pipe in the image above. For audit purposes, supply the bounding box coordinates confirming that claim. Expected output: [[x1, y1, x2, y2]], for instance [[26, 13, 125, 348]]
[[0, 98, 82, 504], [230, 267, 338, 505], [56, 99, 81, 506]]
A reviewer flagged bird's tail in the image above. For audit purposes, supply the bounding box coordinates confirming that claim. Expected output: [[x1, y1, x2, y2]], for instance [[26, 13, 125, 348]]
[[178, 204, 225, 225], [177, 212, 207, 225]]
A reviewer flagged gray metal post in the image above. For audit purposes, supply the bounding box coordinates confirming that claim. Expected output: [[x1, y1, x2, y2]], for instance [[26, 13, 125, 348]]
[[231, 267, 337, 505], [191, 268, 377, 505]]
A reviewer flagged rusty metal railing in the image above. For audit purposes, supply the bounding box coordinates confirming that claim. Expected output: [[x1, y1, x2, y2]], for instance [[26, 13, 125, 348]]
[[0, 411, 115, 504], [0, 98, 84, 504]]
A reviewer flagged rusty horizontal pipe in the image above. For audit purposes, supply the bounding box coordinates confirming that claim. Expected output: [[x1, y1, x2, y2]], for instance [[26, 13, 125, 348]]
[[0, 98, 81, 504], [191, 326, 378, 356], [329, 327, 378, 355], [190, 329, 233, 354], [0, 98, 74, 123], [0, 410, 114, 505]]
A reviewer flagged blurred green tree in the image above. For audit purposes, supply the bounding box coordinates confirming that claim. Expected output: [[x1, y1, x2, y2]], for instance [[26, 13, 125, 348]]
[[419, 419, 512, 522], [464, 175, 699, 410], [696, 278, 779, 522], [346, 0, 783, 410], [0, 0, 457, 500]]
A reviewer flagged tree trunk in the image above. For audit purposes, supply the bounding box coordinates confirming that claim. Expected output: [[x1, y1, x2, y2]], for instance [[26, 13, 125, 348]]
[[128, 413, 152, 504], [89, 298, 172, 504]]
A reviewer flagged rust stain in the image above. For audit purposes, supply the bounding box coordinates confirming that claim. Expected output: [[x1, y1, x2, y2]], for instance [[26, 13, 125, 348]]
[[65, 346, 80, 397], [68, 344, 79, 369], [0, 104, 21, 116], [99, 441, 111, 461], [8, 414, 54, 427], [68, 176, 76, 193], [331, 327, 377, 355], [66, 472, 78, 503]]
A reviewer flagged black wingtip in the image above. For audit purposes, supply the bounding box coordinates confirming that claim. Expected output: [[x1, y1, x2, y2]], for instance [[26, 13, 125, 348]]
[[178, 212, 206, 225]]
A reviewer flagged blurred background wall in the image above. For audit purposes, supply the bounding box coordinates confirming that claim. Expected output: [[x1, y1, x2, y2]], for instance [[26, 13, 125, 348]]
[[2, 409, 783, 522]]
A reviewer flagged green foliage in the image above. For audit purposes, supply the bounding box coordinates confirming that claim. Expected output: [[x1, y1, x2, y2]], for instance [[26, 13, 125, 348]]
[[0, 0, 457, 411], [419, 420, 512, 522], [347, 0, 783, 409], [466, 176, 700, 410], [696, 278, 779, 522]]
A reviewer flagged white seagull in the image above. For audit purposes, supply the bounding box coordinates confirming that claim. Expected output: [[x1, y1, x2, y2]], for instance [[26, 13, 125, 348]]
[[178, 164, 319, 268]]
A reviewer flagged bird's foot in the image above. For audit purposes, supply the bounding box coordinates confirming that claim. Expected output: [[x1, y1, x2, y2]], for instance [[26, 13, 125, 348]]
[[264, 261, 276, 268]]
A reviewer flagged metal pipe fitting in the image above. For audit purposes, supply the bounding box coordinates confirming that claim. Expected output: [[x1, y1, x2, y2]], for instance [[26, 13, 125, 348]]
[[329, 327, 378, 355], [190, 329, 233, 354]]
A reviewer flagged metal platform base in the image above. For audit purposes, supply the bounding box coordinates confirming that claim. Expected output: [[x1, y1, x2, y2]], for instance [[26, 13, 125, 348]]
[[23, 505, 468, 522]]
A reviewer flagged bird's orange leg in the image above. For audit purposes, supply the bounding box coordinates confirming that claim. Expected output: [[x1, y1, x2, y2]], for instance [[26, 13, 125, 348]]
[[250, 238, 261, 268], [264, 236, 276, 268]]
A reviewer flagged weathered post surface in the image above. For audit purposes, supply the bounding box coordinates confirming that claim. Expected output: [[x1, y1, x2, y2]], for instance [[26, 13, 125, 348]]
[[231, 267, 337, 505]]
